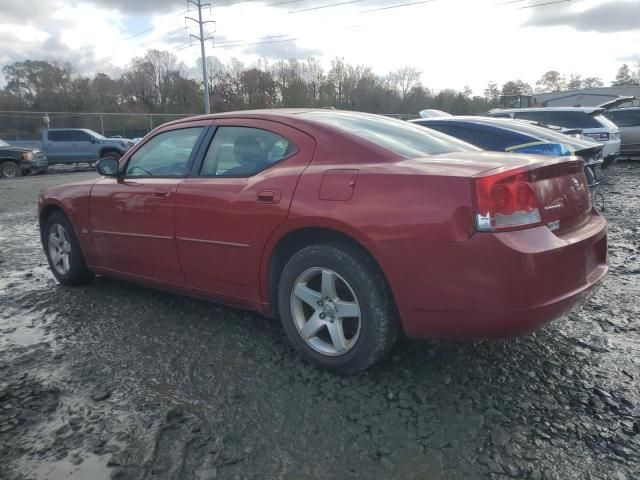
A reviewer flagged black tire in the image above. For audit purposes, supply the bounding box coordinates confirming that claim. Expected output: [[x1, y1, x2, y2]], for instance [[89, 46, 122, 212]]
[[43, 211, 94, 286], [277, 243, 399, 374], [0, 161, 22, 178]]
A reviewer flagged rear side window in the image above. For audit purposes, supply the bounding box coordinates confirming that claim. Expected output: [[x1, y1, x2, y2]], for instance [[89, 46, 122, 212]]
[[125, 127, 204, 177], [426, 125, 478, 145], [200, 127, 297, 177], [300, 111, 476, 158], [605, 110, 640, 127], [546, 111, 602, 129], [48, 131, 70, 142]]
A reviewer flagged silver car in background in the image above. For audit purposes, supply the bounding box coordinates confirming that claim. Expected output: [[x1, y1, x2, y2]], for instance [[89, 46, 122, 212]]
[[604, 107, 640, 158], [488, 107, 621, 161]]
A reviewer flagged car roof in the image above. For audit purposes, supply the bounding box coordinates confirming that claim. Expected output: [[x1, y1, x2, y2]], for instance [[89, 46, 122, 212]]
[[490, 107, 605, 114], [607, 106, 640, 112]]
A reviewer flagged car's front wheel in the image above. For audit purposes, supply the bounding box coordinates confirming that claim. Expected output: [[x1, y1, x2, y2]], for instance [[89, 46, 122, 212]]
[[278, 243, 398, 374], [43, 212, 94, 285], [0, 161, 21, 178]]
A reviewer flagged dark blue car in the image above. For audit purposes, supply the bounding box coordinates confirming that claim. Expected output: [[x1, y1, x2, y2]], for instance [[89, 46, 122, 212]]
[[411, 116, 603, 189]]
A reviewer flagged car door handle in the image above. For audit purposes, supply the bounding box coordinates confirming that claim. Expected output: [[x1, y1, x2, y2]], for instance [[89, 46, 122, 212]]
[[257, 190, 281, 203], [153, 190, 170, 199]]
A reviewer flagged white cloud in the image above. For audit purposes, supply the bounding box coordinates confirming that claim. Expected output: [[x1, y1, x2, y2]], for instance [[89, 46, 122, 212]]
[[0, 0, 638, 94]]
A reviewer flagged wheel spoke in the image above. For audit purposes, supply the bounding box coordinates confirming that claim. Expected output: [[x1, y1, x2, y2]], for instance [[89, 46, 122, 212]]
[[49, 232, 62, 248], [294, 283, 322, 308], [327, 319, 348, 353], [321, 270, 338, 300], [57, 225, 66, 240], [300, 313, 325, 340], [335, 301, 360, 319], [62, 254, 70, 272]]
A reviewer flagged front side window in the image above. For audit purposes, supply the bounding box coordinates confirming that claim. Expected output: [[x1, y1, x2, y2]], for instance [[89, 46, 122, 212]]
[[605, 111, 640, 127], [200, 126, 298, 177], [70, 130, 92, 142], [125, 127, 203, 177], [300, 111, 476, 158]]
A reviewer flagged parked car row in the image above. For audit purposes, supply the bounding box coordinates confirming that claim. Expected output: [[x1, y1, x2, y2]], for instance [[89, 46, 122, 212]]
[[0, 128, 136, 178], [487, 107, 622, 160], [39, 109, 608, 373]]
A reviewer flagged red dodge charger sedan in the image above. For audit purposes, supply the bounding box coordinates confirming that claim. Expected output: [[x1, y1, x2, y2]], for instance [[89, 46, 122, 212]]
[[39, 110, 608, 373]]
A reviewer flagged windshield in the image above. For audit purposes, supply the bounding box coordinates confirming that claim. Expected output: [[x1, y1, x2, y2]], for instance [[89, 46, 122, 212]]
[[300, 111, 478, 158], [594, 115, 618, 131], [85, 129, 106, 140], [0, 140, 9, 147]]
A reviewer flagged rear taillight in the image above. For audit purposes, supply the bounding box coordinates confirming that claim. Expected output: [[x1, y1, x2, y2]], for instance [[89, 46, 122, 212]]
[[473, 169, 541, 232], [586, 132, 610, 141]]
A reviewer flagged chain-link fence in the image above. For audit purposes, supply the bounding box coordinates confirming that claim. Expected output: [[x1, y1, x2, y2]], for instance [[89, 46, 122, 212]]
[[0, 111, 198, 142], [0, 110, 422, 143]]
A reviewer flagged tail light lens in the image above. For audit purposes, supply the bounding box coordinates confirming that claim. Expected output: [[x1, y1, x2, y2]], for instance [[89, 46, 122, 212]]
[[586, 132, 610, 141], [473, 169, 541, 232]]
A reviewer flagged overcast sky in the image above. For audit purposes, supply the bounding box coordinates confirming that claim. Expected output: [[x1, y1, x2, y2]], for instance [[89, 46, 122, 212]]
[[0, 0, 638, 94]]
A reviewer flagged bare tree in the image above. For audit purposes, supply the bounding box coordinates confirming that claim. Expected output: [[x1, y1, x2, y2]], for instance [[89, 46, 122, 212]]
[[387, 66, 422, 98], [535, 70, 566, 93]]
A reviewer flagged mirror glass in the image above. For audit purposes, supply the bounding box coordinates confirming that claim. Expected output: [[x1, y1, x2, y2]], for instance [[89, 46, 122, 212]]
[[97, 157, 119, 176]]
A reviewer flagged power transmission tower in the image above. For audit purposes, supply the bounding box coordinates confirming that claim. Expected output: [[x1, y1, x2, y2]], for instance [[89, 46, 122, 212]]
[[186, 0, 215, 114]]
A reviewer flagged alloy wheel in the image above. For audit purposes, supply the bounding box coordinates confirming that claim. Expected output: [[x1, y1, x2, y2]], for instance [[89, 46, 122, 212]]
[[48, 224, 72, 275], [1, 163, 18, 178], [290, 267, 361, 356]]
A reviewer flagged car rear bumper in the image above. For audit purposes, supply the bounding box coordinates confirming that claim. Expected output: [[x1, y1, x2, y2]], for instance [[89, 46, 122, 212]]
[[374, 211, 608, 339], [601, 139, 621, 158]]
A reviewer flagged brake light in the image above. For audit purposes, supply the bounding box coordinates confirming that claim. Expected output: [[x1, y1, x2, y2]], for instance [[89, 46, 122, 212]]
[[473, 169, 541, 232], [586, 132, 610, 141]]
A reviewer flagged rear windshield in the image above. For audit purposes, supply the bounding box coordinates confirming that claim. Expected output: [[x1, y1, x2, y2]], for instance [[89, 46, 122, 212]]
[[593, 115, 618, 130], [299, 111, 478, 157], [546, 111, 603, 129]]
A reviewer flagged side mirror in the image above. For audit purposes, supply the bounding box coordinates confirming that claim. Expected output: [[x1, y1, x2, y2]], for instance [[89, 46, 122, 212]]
[[90, 137, 97, 144], [96, 157, 120, 177]]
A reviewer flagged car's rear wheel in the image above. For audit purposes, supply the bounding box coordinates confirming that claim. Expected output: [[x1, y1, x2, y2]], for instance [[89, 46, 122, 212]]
[[43, 212, 94, 285], [278, 243, 398, 374], [0, 161, 21, 178]]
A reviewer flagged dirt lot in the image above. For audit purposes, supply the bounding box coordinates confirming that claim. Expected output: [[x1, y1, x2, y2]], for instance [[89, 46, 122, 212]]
[[0, 164, 639, 480]]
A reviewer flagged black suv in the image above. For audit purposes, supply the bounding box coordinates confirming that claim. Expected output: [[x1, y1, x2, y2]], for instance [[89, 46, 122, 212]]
[[0, 139, 48, 178]]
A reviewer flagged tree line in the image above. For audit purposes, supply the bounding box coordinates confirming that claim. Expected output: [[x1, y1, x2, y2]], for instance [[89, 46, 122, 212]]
[[0, 49, 638, 135]]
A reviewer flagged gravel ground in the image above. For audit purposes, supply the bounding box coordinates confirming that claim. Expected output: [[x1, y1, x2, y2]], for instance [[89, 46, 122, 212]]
[[0, 164, 639, 480]]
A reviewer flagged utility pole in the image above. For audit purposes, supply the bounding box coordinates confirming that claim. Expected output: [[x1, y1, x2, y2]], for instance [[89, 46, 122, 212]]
[[186, 0, 215, 114]]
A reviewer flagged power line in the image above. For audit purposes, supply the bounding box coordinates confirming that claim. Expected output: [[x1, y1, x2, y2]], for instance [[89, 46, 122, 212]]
[[361, 0, 436, 13], [289, 0, 365, 13], [213, 36, 299, 49], [84, 27, 189, 69], [518, 0, 570, 8]]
